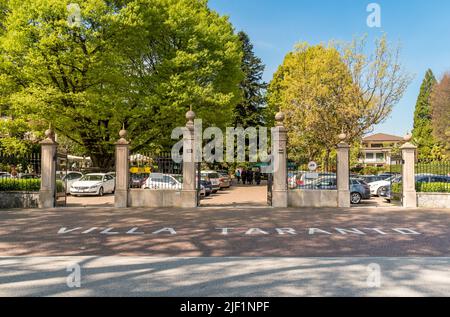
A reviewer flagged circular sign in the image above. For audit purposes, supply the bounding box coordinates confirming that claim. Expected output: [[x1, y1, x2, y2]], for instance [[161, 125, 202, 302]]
[[308, 161, 318, 171]]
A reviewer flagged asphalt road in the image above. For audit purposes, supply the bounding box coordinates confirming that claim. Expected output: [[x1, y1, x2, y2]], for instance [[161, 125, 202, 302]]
[[0, 206, 449, 257], [1, 256, 449, 296]]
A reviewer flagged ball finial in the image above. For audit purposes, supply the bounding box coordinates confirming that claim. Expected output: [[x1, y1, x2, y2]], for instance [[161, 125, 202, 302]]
[[186, 110, 196, 121], [275, 112, 285, 123], [338, 132, 347, 141], [119, 129, 127, 139], [403, 133, 412, 142]]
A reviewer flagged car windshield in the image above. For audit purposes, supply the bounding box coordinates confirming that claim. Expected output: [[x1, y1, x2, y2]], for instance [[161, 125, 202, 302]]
[[81, 175, 103, 181], [206, 173, 220, 179], [173, 175, 183, 183]]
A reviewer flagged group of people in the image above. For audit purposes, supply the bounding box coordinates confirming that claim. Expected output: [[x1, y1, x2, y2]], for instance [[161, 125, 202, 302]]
[[235, 168, 262, 185]]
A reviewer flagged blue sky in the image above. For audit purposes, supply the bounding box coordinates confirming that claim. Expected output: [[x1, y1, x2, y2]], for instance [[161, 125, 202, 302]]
[[208, 0, 450, 137]]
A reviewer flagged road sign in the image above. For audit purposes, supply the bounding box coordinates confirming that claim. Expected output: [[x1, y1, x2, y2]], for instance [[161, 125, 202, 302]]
[[308, 161, 317, 171]]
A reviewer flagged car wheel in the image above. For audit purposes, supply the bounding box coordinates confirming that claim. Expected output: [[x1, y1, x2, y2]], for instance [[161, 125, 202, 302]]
[[350, 192, 362, 204], [376, 187, 383, 196], [98, 187, 104, 197]]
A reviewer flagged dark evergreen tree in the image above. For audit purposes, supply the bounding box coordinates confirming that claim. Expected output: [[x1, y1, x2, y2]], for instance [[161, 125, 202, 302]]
[[412, 69, 438, 159], [233, 32, 267, 128]]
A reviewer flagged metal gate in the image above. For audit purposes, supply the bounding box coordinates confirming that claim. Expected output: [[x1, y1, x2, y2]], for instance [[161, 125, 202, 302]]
[[267, 172, 273, 206], [55, 152, 68, 207], [389, 153, 403, 204], [196, 162, 202, 206]]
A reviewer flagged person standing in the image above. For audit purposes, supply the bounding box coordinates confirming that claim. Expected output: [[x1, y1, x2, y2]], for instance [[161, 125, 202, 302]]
[[235, 169, 241, 184], [247, 169, 254, 185], [241, 168, 247, 185], [255, 168, 261, 185]]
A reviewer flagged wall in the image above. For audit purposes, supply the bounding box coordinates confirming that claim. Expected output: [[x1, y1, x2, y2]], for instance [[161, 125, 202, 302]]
[[0, 192, 40, 209], [288, 190, 338, 208], [417, 193, 450, 209], [128, 189, 187, 207]]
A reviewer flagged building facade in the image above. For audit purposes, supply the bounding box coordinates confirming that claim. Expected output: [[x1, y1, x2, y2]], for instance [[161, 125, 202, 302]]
[[359, 133, 404, 167]]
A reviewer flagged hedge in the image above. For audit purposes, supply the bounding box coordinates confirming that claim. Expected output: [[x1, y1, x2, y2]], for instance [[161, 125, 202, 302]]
[[392, 182, 450, 193], [416, 182, 450, 193], [0, 179, 64, 192]]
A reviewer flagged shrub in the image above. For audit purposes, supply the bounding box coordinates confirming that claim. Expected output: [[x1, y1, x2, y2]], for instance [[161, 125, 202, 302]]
[[0, 179, 64, 192], [0, 178, 40, 191]]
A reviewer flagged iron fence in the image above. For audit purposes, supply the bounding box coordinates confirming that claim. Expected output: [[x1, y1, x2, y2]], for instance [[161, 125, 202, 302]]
[[0, 151, 41, 192], [415, 160, 450, 192], [129, 152, 183, 190], [287, 162, 337, 190]]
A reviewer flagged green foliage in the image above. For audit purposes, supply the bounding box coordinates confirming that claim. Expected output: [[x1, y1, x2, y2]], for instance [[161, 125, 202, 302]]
[[268, 36, 411, 165], [0, 178, 40, 191], [0, 0, 244, 167], [232, 31, 266, 128], [0, 178, 64, 192], [412, 69, 441, 159], [431, 73, 450, 157]]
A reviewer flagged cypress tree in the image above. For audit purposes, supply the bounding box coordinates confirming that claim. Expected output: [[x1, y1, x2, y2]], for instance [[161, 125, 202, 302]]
[[232, 32, 267, 128], [412, 69, 438, 159]]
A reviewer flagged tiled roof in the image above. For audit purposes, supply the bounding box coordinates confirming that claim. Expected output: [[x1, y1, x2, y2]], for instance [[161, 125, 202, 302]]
[[362, 133, 404, 142]]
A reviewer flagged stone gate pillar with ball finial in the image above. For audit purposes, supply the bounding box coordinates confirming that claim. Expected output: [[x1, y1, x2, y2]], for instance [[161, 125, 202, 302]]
[[272, 112, 288, 208], [181, 108, 197, 208], [400, 133, 417, 208], [115, 127, 129, 208], [39, 127, 58, 208], [337, 132, 350, 208]]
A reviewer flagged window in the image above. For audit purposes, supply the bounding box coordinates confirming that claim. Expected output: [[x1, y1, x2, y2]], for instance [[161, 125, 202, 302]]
[[376, 153, 384, 161], [365, 153, 374, 160], [371, 143, 383, 148]]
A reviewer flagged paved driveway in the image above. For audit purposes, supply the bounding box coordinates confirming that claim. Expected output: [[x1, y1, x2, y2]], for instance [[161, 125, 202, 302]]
[[0, 206, 449, 257]]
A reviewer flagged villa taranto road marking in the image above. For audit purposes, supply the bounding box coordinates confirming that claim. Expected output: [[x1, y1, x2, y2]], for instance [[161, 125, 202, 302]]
[[57, 226, 422, 236], [1, 207, 449, 256]]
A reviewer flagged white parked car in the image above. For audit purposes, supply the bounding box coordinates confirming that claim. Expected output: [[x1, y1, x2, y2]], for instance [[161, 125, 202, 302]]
[[143, 174, 183, 190], [368, 175, 401, 196], [70, 173, 115, 196], [62, 171, 83, 194]]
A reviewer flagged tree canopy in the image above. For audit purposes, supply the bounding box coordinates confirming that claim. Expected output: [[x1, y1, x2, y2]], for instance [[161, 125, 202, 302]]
[[431, 73, 450, 157], [268, 36, 411, 165], [0, 0, 243, 167], [232, 31, 266, 128], [412, 69, 440, 160]]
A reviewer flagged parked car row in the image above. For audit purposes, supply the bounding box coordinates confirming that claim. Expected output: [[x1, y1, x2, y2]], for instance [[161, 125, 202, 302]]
[[295, 176, 371, 204], [130, 170, 232, 200], [375, 174, 450, 202]]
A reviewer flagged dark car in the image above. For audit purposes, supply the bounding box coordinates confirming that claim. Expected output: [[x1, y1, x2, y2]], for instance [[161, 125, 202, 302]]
[[381, 174, 450, 202], [298, 177, 371, 204], [130, 174, 149, 188], [200, 179, 213, 196]]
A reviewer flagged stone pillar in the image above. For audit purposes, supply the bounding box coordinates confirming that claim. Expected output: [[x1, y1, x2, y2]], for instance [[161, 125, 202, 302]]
[[401, 134, 417, 208], [336, 133, 351, 208], [272, 112, 288, 208], [39, 128, 58, 208], [115, 129, 129, 208], [181, 110, 197, 208]]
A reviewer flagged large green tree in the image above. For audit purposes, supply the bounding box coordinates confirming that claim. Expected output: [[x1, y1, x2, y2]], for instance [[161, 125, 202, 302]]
[[268, 37, 411, 166], [0, 0, 243, 168], [412, 69, 439, 159], [431, 73, 450, 157], [232, 31, 266, 128]]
